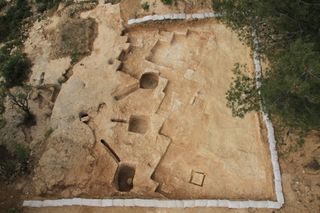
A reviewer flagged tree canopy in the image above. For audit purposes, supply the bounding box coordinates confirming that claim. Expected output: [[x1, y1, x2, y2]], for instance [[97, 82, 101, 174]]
[[214, 0, 320, 130]]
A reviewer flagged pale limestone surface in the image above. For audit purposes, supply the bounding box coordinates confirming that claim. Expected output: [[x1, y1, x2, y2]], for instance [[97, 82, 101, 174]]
[[33, 4, 128, 197], [24, 17, 71, 86]]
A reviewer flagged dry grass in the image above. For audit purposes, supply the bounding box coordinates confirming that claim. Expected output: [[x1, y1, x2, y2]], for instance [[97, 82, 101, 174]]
[[50, 3, 98, 63]]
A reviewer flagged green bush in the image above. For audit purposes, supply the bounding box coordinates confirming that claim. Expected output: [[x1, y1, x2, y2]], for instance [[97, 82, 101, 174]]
[[0, 52, 31, 88], [0, 145, 15, 178], [0, 144, 30, 179], [142, 2, 150, 11], [0, 0, 32, 42], [0, 0, 7, 9], [35, 0, 62, 13], [7, 208, 21, 213], [15, 144, 29, 167], [161, 0, 173, 5]]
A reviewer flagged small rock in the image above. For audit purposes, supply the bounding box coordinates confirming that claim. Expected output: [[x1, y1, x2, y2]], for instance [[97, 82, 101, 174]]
[[80, 115, 90, 123]]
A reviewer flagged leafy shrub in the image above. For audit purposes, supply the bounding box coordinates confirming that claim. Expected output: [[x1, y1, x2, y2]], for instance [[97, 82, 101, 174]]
[[0, 144, 30, 179], [15, 144, 29, 169], [0, 0, 32, 42], [226, 63, 260, 118], [142, 2, 150, 11], [0, 0, 7, 9], [161, 0, 173, 5], [35, 0, 62, 12], [7, 208, 21, 213], [0, 52, 31, 88]]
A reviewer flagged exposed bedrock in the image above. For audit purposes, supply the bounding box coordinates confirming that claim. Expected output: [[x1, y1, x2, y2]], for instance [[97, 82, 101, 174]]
[[33, 120, 95, 196]]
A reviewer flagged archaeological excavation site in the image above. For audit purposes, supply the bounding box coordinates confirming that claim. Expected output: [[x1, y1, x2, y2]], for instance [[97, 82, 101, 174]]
[[3, 0, 302, 211]]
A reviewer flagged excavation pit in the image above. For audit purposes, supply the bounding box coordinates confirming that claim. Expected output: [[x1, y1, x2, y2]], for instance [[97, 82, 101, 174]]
[[139, 72, 159, 89], [128, 115, 149, 134], [114, 164, 135, 192]]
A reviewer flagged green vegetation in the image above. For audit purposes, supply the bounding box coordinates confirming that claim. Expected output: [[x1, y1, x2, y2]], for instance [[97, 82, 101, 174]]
[[0, 144, 30, 179], [0, 47, 32, 133], [0, 0, 31, 43], [7, 85, 36, 127], [226, 63, 260, 118], [0, 0, 7, 9], [35, 0, 62, 12], [0, 50, 31, 88], [161, 0, 173, 5], [214, 0, 320, 130], [142, 2, 150, 11], [7, 208, 22, 213]]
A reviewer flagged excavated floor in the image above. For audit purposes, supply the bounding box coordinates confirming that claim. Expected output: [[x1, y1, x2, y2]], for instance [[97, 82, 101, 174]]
[[120, 21, 275, 200], [28, 3, 275, 201]]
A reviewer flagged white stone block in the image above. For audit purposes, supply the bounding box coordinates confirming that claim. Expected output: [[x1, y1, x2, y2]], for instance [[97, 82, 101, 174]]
[[154, 200, 168, 208], [192, 13, 205, 19], [176, 13, 186, 19], [194, 199, 208, 207], [72, 198, 82, 206], [165, 200, 178, 208], [174, 200, 184, 208], [266, 201, 281, 209], [208, 12, 216, 18], [158, 15, 165, 20], [168, 14, 175, 19], [27, 201, 43, 207], [112, 199, 124, 206], [128, 19, 136, 25], [254, 201, 268, 208], [217, 200, 229, 207], [228, 201, 241, 208], [42, 200, 61, 207], [142, 15, 153, 22], [135, 199, 154, 207], [22, 201, 32, 207], [152, 15, 161, 21], [204, 13, 211, 18], [82, 199, 102, 206], [186, 14, 192, 19], [206, 200, 218, 207], [136, 18, 144, 23], [60, 199, 73, 206], [101, 199, 113, 207], [123, 199, 135, 206], [277, 193, 285, 204], [164, 14, 171, 19], [239, 201, 250, 208], [183, 200, 195, 207]]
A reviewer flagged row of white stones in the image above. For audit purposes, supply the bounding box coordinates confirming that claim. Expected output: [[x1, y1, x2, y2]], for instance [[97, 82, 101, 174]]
[[128, 12, 221, 25], [253, 34, 284, 206], [23, 17, 284, 210], [23, 199, 282, 209]]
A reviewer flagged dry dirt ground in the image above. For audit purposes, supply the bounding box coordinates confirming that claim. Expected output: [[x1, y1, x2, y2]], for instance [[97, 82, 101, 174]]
[[0, 1, 319, 213]]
